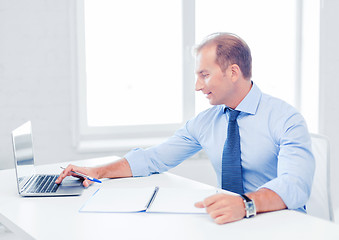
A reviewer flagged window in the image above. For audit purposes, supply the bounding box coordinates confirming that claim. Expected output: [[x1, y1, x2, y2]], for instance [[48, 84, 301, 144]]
[[75, 0, 192, 152], [85, 0, 183, 127], [75, 0, 319, 152], [195, 0, 298, 113]]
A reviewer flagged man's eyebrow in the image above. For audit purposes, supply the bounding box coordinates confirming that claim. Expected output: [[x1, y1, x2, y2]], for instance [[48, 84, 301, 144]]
[[197, 70, 208, 74]]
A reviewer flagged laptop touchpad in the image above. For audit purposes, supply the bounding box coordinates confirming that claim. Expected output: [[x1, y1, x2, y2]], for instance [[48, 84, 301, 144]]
[[61, 176, 83, 186]]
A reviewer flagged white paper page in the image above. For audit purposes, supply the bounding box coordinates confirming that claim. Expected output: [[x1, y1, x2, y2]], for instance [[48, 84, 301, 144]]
[[148, 188, 218, 214], [79, 187, 156, 213]]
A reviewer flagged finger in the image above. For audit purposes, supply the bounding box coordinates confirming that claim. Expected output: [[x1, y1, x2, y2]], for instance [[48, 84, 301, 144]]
[[55, 164, 77, 183], [214, 215, 229, 225], [66, 165, 89, 179], [194, 201, 205, 208], [55, 166, 70, 184], [83, 179, 92, 188], [208, 207, 230, 220], [214, 214, 237, 225], [209, 204, 245, 224], [203, 193, 225, 208], [205, 199, 228, 214]]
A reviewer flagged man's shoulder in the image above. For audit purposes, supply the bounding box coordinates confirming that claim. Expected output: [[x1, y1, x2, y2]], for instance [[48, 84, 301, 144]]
[[195, 105, 224, 119], [187, 105, 224, 128], [181, 105, 223, 138], [259, 92, 307, 133], [260, 92, 298, 114]]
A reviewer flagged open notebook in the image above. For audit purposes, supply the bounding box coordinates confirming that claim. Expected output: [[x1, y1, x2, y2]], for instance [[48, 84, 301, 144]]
[[79, 186, 220, 214]]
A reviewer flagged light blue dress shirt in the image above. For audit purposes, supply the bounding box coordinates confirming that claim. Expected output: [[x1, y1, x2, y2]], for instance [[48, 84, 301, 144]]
[[125, 83, 315, 211]]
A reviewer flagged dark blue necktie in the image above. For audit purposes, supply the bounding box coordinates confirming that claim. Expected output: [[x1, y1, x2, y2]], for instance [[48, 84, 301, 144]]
[[221, 109, 244, 194]]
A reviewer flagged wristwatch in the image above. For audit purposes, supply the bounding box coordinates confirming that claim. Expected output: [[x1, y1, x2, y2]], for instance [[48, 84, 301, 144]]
[[239, 194, 256, 218]]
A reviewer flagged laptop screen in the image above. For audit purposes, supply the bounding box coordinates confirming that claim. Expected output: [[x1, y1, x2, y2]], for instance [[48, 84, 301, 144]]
[[11, 121, 35, 192]]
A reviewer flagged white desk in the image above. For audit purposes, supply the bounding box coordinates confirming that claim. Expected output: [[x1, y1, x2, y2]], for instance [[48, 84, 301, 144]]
[[1, 156, 339, 240]]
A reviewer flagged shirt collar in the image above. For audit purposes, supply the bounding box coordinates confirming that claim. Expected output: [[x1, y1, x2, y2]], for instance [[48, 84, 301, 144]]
[[224, 82, 262, 115]]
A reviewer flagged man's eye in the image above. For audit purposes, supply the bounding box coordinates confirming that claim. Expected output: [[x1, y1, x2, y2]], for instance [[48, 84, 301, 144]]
[[202, 74, 209, 78]]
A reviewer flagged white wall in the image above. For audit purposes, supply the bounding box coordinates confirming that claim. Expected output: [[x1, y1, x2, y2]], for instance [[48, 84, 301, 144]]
[[0, 0, 108, 170], [319, 0, 339, 221]]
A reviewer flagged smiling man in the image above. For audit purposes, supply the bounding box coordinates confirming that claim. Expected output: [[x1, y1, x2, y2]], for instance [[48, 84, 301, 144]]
[[56, 33, 315, 224], [195, 37, 252, 108]]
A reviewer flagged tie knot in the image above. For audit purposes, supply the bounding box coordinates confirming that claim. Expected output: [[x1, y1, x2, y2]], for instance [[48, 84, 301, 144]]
[[228, 110, 240, 121]]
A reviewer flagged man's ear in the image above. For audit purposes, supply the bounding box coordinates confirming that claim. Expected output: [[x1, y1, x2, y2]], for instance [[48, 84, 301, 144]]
[[230, 64, 241, 82]]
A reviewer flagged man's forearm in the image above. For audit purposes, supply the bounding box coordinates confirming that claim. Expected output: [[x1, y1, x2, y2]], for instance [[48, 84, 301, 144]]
[[246, 188, 287, 213], [94, 158, 133, 179]]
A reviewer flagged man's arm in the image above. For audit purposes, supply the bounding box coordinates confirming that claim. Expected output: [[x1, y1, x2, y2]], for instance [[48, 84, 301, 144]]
[[195, 188, 286, 224], [55, 117, 203, 187], [247, 188, 287, 213], [55, 158, 132, 187]]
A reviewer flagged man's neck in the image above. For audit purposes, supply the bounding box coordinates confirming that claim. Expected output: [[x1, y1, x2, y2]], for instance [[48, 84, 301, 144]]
[[227, 80, 252, 109]]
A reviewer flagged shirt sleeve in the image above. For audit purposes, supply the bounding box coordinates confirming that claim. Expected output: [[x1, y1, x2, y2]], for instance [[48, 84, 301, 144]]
[[124, 120, 202, 177], [259, 110, 315, 210]]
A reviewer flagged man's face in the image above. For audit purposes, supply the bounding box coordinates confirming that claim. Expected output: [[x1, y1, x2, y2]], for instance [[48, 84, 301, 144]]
[[195, 45, 234, 106]]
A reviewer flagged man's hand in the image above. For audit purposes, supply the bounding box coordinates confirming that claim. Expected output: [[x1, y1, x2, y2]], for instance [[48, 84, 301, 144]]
[[195, 193, 246, 224], [55, 164, 98, 187], [55, 158, 133, 188], [195, 188, 287, 225]]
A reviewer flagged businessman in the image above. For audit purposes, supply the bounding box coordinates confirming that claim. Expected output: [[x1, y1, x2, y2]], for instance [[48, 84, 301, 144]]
[[56, 33, 315, 224]]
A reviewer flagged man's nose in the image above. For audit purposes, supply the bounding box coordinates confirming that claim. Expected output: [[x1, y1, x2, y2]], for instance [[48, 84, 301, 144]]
[[195, 78, 204, 91]]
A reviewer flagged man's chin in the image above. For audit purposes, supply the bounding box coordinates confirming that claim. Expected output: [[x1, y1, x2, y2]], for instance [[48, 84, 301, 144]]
[[208, 100, 219, 106]]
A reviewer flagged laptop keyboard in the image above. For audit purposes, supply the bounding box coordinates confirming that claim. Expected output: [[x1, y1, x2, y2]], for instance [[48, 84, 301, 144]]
[[25, 175, 60, 193]]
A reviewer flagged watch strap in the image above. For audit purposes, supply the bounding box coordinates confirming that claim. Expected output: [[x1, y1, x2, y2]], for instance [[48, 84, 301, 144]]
[[239, 194, 251, 202]]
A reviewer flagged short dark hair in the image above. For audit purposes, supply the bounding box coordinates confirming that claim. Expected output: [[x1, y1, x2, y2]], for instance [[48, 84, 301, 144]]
[[195, 32, 252, 79]]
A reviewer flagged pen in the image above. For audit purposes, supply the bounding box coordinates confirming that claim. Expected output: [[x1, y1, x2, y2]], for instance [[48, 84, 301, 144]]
[[60, 167, 102, 183]]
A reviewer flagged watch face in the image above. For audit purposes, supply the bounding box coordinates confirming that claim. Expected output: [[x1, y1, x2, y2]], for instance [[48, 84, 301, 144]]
[[245, 201, 256, 217]]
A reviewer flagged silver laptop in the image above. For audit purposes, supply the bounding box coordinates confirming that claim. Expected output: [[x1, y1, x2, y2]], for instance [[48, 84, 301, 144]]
[[11, 121, 84, 197]]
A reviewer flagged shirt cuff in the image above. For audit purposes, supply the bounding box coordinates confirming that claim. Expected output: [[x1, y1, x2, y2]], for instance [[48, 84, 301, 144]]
[[258, 175, 310, 210]]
